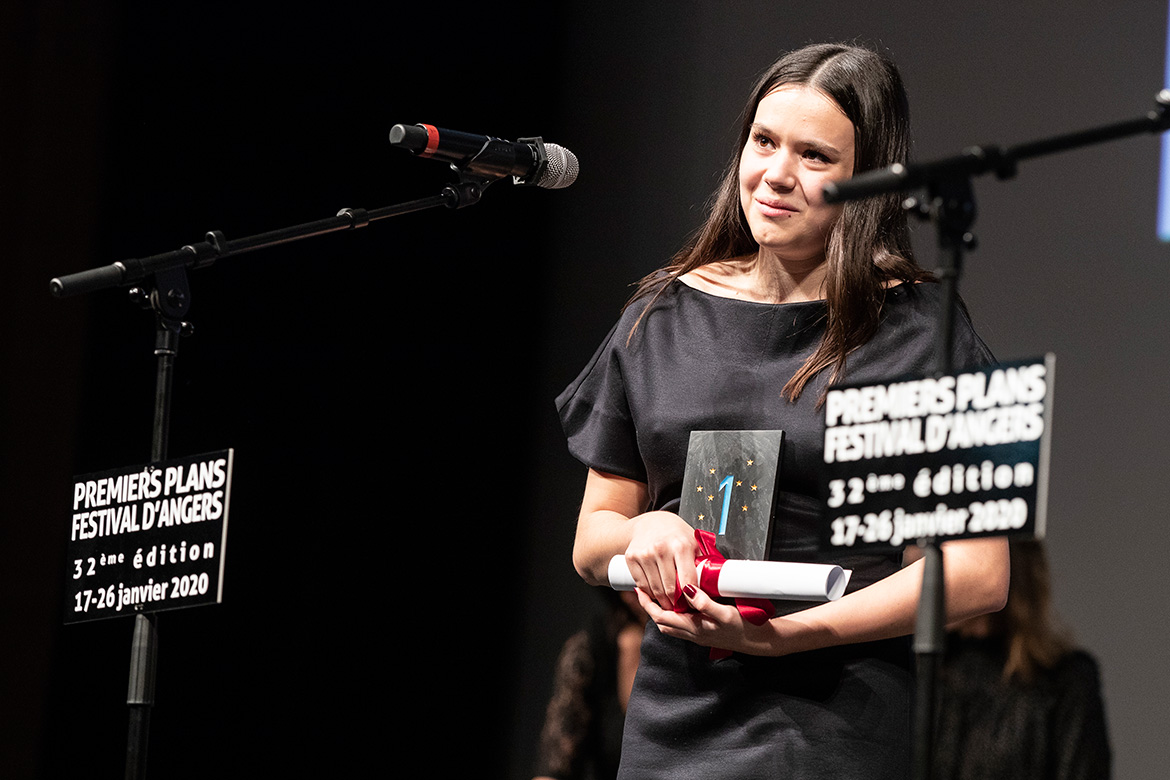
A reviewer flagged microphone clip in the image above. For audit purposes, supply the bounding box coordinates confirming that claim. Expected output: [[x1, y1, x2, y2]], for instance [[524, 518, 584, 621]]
[[510, 137, 549, 188], [448, 133, 550, 188], [440, 135, 548, 206], [441, 170, 495, 209]]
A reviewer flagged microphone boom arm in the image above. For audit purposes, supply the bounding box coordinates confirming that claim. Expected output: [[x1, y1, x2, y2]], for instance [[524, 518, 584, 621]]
[[825, 89, 1170, 204], [49, 173, 491, 298]]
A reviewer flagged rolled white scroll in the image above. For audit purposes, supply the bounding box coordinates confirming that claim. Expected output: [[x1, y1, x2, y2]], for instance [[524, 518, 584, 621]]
[[608, 555, 851, 602]]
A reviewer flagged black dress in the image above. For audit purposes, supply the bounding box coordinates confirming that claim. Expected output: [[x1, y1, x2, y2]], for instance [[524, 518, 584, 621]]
[[932, 636, 1112, 780], [556, 280, 995, 779]]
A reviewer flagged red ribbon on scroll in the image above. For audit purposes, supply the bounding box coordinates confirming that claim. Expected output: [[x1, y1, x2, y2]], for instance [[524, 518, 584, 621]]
[[682, 529, 776, 660]]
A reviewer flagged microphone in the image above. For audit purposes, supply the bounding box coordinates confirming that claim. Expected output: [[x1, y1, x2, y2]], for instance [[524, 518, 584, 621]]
[[389, 123, 579, 189], [822, 164, 913, 204], [823, 146, 1010, 204]]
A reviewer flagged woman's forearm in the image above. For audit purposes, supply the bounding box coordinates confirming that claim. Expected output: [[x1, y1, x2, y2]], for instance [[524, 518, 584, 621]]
[[573, 508, 636, 585], [573, 470, 702, 608], [767, 536, 1009, 656]]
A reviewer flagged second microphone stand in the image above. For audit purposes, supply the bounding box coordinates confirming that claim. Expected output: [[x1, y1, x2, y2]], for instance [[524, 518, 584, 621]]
[[835, 91, 1170, 780], [904, 173, 977, 780]]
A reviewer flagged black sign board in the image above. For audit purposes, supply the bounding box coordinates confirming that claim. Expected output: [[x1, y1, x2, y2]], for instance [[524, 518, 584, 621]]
[[65, 450, 233, 624], [820, 356, 1053, 551], [678, 430, 784, 561]]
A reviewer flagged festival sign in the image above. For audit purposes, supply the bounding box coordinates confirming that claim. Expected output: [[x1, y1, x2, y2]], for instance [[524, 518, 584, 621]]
[[65, 450, 233, 624], [820, 357, 1053, 551]]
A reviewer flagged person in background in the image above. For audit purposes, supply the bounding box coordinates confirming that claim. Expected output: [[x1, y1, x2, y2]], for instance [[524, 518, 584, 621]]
[[931, 539, 1112, 779], [533, 590, 647, 780]]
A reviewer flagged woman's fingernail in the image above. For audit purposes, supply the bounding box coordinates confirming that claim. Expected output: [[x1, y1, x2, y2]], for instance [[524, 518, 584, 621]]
[[683, 584, 698, 599]]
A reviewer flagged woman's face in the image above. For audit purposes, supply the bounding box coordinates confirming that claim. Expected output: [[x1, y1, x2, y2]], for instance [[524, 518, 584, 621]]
[[738, 84, 855, 268]]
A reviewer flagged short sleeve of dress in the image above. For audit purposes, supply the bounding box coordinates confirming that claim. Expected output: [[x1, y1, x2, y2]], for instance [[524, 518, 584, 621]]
[[555, 320, 647, 483], [953, 298, 997, 370]]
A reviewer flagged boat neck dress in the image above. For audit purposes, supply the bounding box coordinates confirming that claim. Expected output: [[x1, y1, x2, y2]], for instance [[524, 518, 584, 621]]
[[556, 279, 995, 779]]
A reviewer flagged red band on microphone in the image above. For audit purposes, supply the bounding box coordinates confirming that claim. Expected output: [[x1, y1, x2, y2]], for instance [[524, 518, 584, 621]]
[[420, 124, 440, 158]]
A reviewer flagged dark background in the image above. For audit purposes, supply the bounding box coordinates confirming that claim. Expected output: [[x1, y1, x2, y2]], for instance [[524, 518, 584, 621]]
[[3, 2, 1168, 778]]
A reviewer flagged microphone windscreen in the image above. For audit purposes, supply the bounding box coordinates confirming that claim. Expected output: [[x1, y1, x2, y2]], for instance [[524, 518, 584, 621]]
[[536, 144, 579, 189]]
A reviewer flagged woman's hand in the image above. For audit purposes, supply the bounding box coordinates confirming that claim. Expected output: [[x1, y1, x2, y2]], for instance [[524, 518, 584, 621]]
[[636, 582, 783, 656], [573, 469, 699, 610], [622, 510, 699, 610]]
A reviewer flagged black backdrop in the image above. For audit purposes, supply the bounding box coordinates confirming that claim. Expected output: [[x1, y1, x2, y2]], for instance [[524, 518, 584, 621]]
[[5, 2, 1170, 779], [4, 2, 566, 777]]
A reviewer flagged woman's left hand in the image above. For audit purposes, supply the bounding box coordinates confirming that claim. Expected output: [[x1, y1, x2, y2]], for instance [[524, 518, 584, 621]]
[[635, 583, 783, 657]]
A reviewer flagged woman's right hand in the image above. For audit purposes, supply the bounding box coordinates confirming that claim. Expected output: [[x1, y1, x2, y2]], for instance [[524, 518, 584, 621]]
[[622, 509, 700, 611], [572, 469, 700, 611]]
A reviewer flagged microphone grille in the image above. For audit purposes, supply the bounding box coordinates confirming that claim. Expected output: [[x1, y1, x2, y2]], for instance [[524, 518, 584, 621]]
[[538, 144, 579, 189]]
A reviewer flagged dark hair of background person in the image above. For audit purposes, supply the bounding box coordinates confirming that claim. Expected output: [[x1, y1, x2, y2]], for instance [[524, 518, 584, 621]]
[[532, 589, 647, 780], [984, 539, 1074, 683]]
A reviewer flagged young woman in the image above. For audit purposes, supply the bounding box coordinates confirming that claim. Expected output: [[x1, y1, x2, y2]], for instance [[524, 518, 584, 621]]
[[556, 43, 1010, 778]]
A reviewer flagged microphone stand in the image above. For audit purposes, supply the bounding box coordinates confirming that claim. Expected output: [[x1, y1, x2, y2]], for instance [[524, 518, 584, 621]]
[[822, 90, 1170, 780], [905, 173, 975, 780], [51, 166, 508, 780], [124, 265, 190, 780]]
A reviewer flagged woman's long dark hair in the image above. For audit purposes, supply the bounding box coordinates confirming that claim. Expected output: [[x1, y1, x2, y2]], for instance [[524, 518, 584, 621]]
[[628, 43, 932, 402]]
